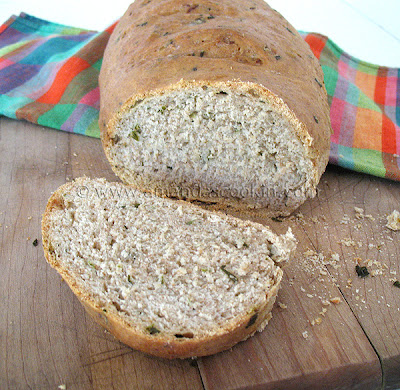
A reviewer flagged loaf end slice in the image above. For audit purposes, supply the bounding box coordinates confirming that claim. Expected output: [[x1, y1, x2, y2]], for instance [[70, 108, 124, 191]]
[[42, 177, 296, 359], [99, 0, 332, 216]]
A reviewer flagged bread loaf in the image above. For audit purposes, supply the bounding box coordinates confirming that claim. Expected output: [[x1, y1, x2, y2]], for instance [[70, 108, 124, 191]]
[[99, 0, 332, 216], [42, 177, 296, 359]]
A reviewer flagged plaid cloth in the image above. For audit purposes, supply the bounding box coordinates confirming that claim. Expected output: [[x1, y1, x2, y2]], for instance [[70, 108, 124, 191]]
[[1, 13, 399, 181]]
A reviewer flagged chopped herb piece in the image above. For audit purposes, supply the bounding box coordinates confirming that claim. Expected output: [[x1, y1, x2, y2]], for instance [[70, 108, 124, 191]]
[[315, 77, 323, 87], [313, 115, 319, 124], [48, 243, 55, 254], [161, 275, 165, 284], [286, 27, 295, 35], [121, 205, 126, 209], [207, 15, 215, 19], [186, 220, 195, 225], [158, 106, 167, 114], [189, 111, 198, 118], [175, 332, 194, 338], [221, 265, 238, 283], [128, 275, 133, 284], [246, 313, 258, 328], [243, 242, 249, 248], [393, 280, 400, 288], [134, 124, 141, 132], [249, 6, 256, 10], [32, 238, 39, 247], [275, 55, 281, 60], [137, 21, 148, 27], [192, 67, 198, 71], [124, 225, 128, 229], [112, 134, 120, 144], [217, 91, 227, 95], [146, 325, 160, 335], [355, 264, 369, 278], [129, 130, 140, 141], [200, 50, 205, 57], [167, 166, 173, 170], [134, 203, 140, 208], [202, 112, 215, 120], [272, 216, 284, 222], [102, 308, 107, 313], [88, 261, 96, 269]]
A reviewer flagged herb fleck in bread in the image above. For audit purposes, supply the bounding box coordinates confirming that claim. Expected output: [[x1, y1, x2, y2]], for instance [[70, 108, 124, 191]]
[[41, 177, 296, 359], [99, 0, 332, 216]]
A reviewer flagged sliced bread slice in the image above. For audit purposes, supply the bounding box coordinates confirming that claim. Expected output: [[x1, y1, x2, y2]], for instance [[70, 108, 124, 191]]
[[41, 177, 296, 359]]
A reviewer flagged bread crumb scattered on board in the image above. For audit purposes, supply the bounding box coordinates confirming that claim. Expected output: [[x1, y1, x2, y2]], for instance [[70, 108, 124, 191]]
[[386, 210, 400, 231], [330, 297, 341, 305]]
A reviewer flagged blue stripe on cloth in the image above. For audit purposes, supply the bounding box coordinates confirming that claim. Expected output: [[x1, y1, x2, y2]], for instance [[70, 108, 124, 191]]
[[0, 62, 41, 93]]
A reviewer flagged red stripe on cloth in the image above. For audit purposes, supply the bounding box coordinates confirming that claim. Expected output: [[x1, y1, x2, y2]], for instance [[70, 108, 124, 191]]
[[37, 56, 91, 104], [0, 57, 14, 71], [374, 68, 388, 106], [382, 114, 397, 154], [304, 34, 326, 59], [0, 24, 8, 35], [105, 20, 119, 34]]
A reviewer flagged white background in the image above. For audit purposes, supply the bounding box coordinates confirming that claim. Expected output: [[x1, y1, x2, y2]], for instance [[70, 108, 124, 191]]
[[0, 0, 399, 67]]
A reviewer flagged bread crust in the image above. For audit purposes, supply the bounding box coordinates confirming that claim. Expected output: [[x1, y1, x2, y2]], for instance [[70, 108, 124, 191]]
[[99, 0, 332, 215], [41, 178, 285, 359]]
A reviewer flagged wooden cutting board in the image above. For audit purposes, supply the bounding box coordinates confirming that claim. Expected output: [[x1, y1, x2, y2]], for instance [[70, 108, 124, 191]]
[[1, 117, 399, 390]]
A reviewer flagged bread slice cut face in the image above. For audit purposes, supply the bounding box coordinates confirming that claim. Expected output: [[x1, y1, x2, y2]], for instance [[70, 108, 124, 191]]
[[42, 177, 296, 358]]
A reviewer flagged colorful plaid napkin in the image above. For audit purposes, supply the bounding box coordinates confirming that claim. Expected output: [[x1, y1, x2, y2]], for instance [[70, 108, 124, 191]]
[[1, 13, 399, 181]]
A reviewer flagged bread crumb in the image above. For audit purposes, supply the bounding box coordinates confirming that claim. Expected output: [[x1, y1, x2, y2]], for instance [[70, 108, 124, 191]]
[[314, 317, 322, 325], [278, 302, 287, 309], [321, 300, 331, 306], [306, 293, 314, 298], [386, 210, 400, 231], [302, 331, 309, 339], [330, 297, 341, 304], [340, 214, 350, 224], [354, 207, 364, 219], [340, 238, 356, 247], [28, 216, 32, 220], [58, 385, 66, 390]]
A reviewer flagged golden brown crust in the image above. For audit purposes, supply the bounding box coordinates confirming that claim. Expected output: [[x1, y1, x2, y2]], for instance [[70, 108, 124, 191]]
[[41, 179, 283, 359], [99, 0, 332, 198]]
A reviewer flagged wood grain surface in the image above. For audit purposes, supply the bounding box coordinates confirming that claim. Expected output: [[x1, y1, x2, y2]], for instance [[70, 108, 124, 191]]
[[1, 117, 399, 389]]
